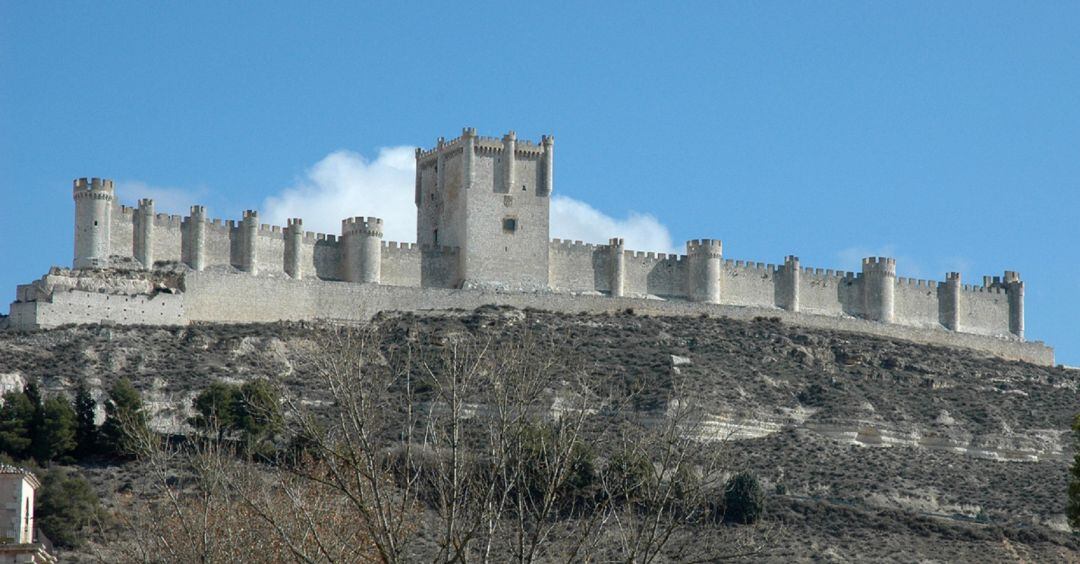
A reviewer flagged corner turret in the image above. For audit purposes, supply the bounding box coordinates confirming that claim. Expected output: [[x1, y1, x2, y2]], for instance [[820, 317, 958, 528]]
[[72, 177, 115, 268], [540, 134, 554, 197]]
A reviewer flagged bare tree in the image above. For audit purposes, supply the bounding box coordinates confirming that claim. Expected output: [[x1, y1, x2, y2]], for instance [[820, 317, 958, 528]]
[[102, 417, 376, 564], [99, 315, 780, 564]]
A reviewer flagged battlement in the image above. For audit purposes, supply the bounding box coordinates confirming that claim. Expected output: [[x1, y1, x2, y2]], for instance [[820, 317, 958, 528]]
[[242, 210, 258, 221], [799, 266, 854, 280], [946, 272, 961, 282], [687, 239, 723, 258], [861, 256, 897, 274], [897, 277, 938, 289], [190, 205, 206, 216], [137, 198, 154, 208], [72, 177, 115, 199], [341, 216, 384, 237], [382, 241, 418, 251], [608, 238, 625, 247], [550, 239, 601, 253], [417, 128, 551, 163]]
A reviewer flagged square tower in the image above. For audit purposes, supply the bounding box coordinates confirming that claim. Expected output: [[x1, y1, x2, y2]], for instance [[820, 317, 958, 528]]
[[415, 128, 553, 290]]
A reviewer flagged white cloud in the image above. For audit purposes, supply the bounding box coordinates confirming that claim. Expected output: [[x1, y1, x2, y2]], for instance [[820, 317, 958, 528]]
[[263, 148, 678, 253], [550, 195, 676, 253], [115, 181, 206, 215], [263, 147, 417, 242]]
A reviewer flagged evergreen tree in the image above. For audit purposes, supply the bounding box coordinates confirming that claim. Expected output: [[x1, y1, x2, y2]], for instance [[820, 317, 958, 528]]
[[234, 379, 283, 444], [0, 390, 35, 458], [23, 379, 45, 454], [722, 471, 766, 524], [100, 379, 148, 458], [34, 396, 77, 462], [191, 382, 239, 441], [73, 380, 98, 458]]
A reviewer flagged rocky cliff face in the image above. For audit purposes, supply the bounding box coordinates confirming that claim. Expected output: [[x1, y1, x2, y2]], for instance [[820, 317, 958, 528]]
[[1, 308, 1077, 561]]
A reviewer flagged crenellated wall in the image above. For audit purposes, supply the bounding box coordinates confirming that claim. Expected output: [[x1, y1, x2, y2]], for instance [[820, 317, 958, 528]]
[[542, 240, 1021, 340], [59, 127, 1027, 348]]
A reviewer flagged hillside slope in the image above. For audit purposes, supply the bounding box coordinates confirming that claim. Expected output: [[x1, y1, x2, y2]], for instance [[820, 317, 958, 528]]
[[1, 308, 1077, 561]]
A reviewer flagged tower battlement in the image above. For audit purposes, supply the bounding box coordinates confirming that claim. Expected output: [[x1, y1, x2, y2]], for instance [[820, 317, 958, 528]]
[[861, 256, 896, 271], [687, 239, 723, 257], [72, 177, 115, 199], [341, 216, 384, 237]]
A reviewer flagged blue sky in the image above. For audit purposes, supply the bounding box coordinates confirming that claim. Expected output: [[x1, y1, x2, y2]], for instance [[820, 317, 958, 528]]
[[2, 3, 1078, 363]]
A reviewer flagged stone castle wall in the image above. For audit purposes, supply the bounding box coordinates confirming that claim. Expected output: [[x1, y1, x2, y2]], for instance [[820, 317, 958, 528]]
[[30, 130, 1032, 362], [7, 269, 1050, 366], [65, 199, 1023, 342]]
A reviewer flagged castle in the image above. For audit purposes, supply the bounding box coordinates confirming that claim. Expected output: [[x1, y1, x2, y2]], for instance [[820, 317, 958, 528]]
[[5, 128, 1053, 365]]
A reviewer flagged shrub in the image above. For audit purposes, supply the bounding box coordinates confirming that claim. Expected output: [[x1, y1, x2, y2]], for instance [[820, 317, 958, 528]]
[[722, 471, 765, 524], [36, 467, 101, 549]]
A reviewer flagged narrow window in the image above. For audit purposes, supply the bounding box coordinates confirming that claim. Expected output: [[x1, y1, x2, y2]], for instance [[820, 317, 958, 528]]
[[433, 229, 438, 245], [522, 184, 527, 191], [502, 218, 517, 233]]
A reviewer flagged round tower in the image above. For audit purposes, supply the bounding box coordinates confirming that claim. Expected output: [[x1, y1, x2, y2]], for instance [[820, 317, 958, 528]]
[[285, 218, 304, 280], [241, 210, 259, 275], [609, 238, 625, 298], [73, 177, 115, 269], [1004, 271, 1024, 340], [861, 257, 896, 323], [134, 198, 155, 269], [942, 272, 961, 331], [783, 255, 801, 312], [342, 217, 383, 284], [186, 205, 207, 271], [687, 239, 722, 304]]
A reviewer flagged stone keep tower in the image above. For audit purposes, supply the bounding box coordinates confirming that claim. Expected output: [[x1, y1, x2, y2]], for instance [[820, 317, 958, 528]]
[[73, 177, 115, 269], [415, 128, 553, 289]]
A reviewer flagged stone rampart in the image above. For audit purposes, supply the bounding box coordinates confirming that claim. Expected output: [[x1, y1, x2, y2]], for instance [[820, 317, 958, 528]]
[[167, 271, 1049, 366]]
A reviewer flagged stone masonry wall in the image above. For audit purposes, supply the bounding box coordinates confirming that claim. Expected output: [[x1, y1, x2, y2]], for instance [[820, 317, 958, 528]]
[[172, 271, 1053, 365]]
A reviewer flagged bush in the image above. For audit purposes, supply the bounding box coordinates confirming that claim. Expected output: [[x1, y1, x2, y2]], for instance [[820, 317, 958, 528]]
[[36, 467, 101, 549], [722, 471, 765, 524]]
